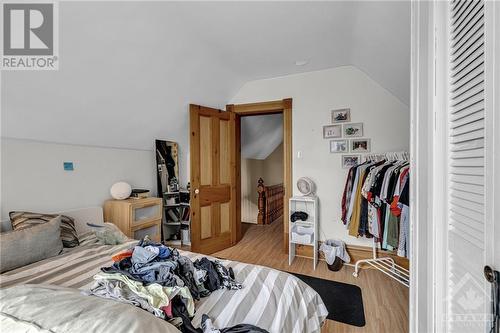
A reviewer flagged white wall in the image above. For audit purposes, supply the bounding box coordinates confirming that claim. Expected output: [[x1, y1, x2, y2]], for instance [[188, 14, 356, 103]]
[[241, 143, 284, 223], [231, 66, 409, 246], [0, 138, 156, 220], [240, 158, 261, 224]]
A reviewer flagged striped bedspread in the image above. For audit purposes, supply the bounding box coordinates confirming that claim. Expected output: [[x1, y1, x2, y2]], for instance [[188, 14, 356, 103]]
[[0, 236, 328, 333]]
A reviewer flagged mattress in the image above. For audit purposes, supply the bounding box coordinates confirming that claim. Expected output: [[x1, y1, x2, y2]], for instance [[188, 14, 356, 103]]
[[0, 236, 328, 333]]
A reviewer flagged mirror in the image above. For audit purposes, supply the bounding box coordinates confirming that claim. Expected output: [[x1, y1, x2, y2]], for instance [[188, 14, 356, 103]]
[[155, 140, 179, 194]]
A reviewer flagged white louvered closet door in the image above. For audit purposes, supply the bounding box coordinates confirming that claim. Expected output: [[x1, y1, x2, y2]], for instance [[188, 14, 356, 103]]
[[446, 0, 492, 332]]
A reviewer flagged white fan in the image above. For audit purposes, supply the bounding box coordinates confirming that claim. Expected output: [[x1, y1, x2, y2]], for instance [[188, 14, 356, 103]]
[[296, 177, 316, 196]]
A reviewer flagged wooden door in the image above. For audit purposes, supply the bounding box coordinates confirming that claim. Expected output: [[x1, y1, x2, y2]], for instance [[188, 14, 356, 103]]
[[190, 104, 237, 254]]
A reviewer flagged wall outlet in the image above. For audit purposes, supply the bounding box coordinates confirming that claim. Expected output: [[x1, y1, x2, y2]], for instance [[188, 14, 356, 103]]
[[63, 162, 74, 171]]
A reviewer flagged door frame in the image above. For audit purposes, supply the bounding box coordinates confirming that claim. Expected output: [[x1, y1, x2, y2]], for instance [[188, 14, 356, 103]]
[[227, 98, 292, 251], [410, 1, 440, 331]]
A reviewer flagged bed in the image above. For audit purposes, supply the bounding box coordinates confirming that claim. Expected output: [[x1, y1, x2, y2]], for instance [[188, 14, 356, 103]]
[[0, 207, 327, 333]]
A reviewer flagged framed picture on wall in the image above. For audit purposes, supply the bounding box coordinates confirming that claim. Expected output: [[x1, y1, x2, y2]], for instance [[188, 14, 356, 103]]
[[330, 140, 349, 153], [342, 155, 361, 169], [323, 124, 342, 138], [351, 138, 371, 152], [343, 123, 363, 137], [331, 108, 351, 123], [330, 139, 348, 153]]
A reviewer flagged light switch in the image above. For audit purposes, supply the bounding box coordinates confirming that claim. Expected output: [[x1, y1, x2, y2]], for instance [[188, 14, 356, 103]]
[[297, 151, 303, 159], [63, 162, 74, 171]]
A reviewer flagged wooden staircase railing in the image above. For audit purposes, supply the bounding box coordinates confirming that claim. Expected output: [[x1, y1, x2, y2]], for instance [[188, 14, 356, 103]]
[[257, 178, 284, 224]]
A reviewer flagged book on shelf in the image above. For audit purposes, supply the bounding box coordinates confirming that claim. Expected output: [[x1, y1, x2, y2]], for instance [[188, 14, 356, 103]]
[[181, 206, 190, 221], [167, 209, 180, 222]]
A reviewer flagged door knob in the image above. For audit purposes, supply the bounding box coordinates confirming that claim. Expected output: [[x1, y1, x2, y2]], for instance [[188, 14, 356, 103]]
[[484, 266, 499, 333], [194, 188, 200, 194]]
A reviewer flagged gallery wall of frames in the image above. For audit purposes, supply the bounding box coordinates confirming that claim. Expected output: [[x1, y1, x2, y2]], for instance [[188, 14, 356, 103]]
[[323, 108, 372, 168]]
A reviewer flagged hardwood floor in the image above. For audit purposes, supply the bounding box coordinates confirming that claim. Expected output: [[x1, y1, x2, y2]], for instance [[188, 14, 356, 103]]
[[214, 218, 409, 333]]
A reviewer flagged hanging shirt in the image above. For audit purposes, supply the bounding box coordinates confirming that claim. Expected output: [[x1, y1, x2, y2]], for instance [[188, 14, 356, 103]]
[[348, 167, 370, 236], [390, 166, 410, 216], [346, 162, 372, 227], [341, 166, 357, 224]]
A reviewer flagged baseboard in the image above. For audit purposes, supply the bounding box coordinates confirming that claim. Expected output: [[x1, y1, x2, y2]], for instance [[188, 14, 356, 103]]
[[294, 242, 409, 270]]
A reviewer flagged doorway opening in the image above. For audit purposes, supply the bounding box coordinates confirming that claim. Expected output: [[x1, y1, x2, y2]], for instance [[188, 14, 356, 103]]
[[240, 113, 284, 236], [227, 99, 293, 252]]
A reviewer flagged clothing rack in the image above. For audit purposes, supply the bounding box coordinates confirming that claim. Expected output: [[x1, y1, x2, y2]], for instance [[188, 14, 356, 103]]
[[363, 151, 409, 162], [353, 238, 410, 287], [352, 151, 410, 287]]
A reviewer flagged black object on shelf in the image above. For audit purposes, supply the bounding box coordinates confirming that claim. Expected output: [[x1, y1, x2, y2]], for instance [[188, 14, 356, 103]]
[[180, 191, 190, 204], [290, 211, 309, 222]]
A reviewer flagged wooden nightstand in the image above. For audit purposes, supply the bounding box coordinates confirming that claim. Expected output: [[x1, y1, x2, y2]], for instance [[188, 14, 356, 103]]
[[103, 197, 162, 242]]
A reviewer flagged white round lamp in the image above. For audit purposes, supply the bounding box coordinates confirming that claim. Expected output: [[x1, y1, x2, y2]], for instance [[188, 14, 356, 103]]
[[110, 182, 132, 200]]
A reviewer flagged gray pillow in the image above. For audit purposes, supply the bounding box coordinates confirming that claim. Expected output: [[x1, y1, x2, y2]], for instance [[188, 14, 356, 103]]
[[0, 216, 63, 273], [9, 211, 79, 248]]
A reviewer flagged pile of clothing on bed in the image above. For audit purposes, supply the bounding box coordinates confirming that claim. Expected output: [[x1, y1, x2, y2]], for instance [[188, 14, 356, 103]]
[[84, 236, 267, 333]]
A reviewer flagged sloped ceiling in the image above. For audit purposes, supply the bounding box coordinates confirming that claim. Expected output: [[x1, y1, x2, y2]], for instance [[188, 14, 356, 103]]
[[1, 1, 410, 151], [241, 114, 283, 160]]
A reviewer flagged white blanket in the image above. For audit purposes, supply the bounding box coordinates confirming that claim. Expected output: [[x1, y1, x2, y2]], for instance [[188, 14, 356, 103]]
[[0, 284, 180, 333]]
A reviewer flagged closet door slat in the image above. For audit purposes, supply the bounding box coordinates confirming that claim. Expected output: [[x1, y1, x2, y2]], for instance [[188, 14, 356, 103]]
[[449, 118, 484, 136], [451, 0, 481, 33], [449, 128, 484, 144], [450, 81, 483, 108], [449, 227, 485, 254], [450, 57, 484, 87], [451, 39, 483, 77], [451, 0, 473, 24], [451, 17, 483, 59], [451, 10, 483, 51], [450, 211, 484, 231], [450, 184, 483, 196], [452, 2, 483, 43], [450, 189, 484, 204], [450, 70, 483, 99], [449, 137, 484, 152], [449, 147, 483, 159], [449, 61, 483, 91], [449, 203, 484, 224], [450, 109, 484, 129], [450, 156, 485, 168], [451, 0, 468, 16], [450, 174, 484, 187], [450, 165, 484, 176], [449, 196, 484, 213], [450, 219, 484, 243], [451, 22, 482, 60]]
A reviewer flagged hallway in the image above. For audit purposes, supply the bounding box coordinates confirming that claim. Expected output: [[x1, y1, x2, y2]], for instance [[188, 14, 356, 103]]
[[214, 218, 409, 333]]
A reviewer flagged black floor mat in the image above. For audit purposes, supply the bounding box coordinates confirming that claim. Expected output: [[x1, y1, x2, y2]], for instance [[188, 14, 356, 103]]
[[292, 272, 366, 327]]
